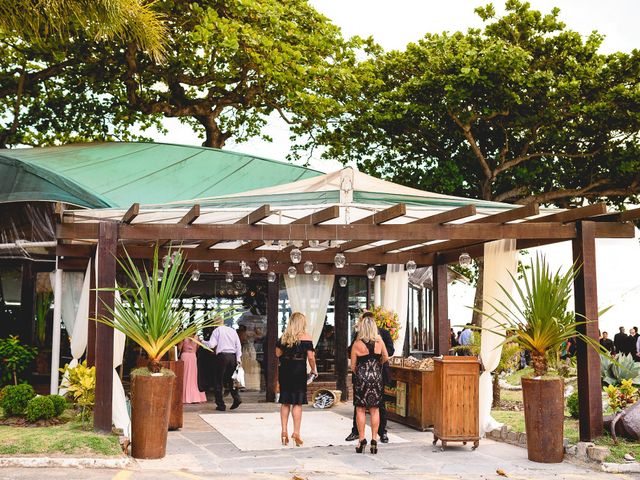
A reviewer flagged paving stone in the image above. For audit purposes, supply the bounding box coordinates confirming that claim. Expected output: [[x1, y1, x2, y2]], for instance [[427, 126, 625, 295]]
[[586, 445, 610, 462]]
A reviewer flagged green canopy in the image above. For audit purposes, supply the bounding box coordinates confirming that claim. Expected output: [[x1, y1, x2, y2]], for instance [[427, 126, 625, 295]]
[[0, 142, 321, 208]]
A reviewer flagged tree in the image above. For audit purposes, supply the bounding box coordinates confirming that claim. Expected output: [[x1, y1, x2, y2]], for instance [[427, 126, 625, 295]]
[[311, 0, 640, 208], [0, 0, 360, 149]]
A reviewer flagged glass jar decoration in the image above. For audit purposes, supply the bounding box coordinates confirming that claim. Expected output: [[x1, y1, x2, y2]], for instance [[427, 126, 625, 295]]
[[304, 260, 314, 274], [225, 272, 233, 283], [290, 248, 302, 264], [267, 271, 277, 283], [312, 270, 321, 282], [338, 276, 348, 287], [191, 269, 200, 282], [242, 266, 251, 278], [162, 255, 171, 269], [459, 252, 472, 267], [406, 260, 417, 275], [288, 266, 297, 279], [334, 252, 346, 268], [257, 256, 269, 271], [367, 267, 376, 280], [158, 268, 164, 281], [171, 251, 182, 265]]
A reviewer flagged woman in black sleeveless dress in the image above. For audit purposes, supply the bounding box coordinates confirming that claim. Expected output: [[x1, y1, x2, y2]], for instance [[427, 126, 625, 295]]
[[276, 312, 317, 447], [351, 313, 389, 454]]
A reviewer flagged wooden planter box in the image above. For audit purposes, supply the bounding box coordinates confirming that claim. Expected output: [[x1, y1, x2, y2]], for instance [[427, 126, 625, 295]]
[[386, 366, 436, 431], [432, 356, 480, 451]]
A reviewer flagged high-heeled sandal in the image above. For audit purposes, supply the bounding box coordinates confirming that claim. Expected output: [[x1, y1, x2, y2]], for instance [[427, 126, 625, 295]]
[[355, 438, 367, 453], [291, 433, 304, 447], [370, 439, 378, 454], [281, 432, 289, 446]]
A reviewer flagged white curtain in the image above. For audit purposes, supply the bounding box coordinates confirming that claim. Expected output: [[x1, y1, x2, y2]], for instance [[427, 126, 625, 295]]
[[112, 290, 130, 437], [383, 265, 409, 354], [284, 274, 335, 346], [479, 239, 517, 436]]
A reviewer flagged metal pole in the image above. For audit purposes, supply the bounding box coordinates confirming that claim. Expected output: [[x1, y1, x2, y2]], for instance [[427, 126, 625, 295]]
[[50, 259, 62, 394]]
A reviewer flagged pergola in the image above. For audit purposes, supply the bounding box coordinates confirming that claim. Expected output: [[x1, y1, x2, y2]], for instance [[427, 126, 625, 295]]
[[53, 167, 639, 442]]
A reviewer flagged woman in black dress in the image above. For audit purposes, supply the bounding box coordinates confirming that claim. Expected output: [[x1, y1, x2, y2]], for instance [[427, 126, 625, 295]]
[[276, 312, 317, 447], [350, 313, 389, 454]]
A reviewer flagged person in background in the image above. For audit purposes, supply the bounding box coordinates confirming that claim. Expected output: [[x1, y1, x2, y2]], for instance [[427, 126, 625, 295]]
[[203, 316, 243, 411], [276, 312, 317, 447], [614, 326, 628, 355], [628, 327, 639, 361], [179, 335, 207, 403], [458, 323, 473, 356], [450, 327, 458, 351], [599, 331, 615, 355], [346, 312, 395, 443]]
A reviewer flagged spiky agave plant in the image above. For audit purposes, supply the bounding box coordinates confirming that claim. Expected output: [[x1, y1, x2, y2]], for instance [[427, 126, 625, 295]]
[[478, 254, 602, 377], [97, 245, 229, 373]]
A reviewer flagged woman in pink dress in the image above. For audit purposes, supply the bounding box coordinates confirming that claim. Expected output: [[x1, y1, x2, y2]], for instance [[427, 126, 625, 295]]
[[180, 336, 207, 403]]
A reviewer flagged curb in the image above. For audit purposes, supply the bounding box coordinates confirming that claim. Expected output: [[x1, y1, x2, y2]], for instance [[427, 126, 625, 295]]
[[0, 456, 134, 469], [601, 462, 640, 473]]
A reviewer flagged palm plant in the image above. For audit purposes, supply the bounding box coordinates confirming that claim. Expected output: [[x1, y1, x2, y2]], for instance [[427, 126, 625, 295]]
[[97, 245, 228, 373], [478, 254, 601, 377]]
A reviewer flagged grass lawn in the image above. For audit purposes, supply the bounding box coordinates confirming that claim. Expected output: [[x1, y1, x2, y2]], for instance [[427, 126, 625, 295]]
[[499, 389, 523, 403], [0, 411, 122, 456], [504, 367, 533, 386]]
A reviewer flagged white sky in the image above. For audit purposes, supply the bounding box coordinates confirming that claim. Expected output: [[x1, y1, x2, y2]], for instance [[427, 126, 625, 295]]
[[151, 1, 640, 331]]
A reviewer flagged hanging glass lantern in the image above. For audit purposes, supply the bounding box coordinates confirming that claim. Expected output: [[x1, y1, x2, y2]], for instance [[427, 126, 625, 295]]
[[162, 255, 171, 269], [225, 272, 233, 283], [171, 251, 182, 265], [312, 270, 321, 282], [267, 271, 277, 283], [290, 248, 302, 264], [338, 276, 348, 287], [303, 260, 314, 274], [213, 260, 220, 272], [191, 269, 200, 282], [158, 268, 164, 281], [367, 267, 376, 280], [239, 260, 246, 269], [459, 252, 472, 267], [334, 252, 346, 268], [288, 266, 297, 279], [406, 260, 417, 275], [242, 266, 251, 278], [309, 240, 320, 248], [257, 256, 269, 271]]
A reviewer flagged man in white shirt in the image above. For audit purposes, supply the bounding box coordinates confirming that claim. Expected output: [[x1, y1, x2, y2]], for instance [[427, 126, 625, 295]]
[[203, 316, 243, 411]]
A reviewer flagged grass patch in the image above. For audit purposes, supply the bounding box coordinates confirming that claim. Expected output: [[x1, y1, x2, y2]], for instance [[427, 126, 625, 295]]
[[491, 409, 579, 443], [504, 368, 533, 386], [595, 434, 640, 463], [499, 389, 523, 403], [0, 411, 121, 456]]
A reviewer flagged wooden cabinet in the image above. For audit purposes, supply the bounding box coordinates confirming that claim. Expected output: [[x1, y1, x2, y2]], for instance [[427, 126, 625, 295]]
[[432, 356, 480, 450], [386, 366, 436, 431]]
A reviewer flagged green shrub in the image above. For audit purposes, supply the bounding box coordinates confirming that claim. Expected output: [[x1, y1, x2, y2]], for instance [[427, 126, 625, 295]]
[[566, 391, 579, 419], [601, 353, 640, 386], [25, 395, 55, 422], [0, 384, 36, 416], [48, 394, 68, 417]]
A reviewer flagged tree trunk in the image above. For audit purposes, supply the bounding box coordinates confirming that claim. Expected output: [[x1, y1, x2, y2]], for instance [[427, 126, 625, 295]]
[[198, 114, 229, 149], [492, 373, 500, 408], [530, 351, 547, 377], [471, 259, 484, 327]]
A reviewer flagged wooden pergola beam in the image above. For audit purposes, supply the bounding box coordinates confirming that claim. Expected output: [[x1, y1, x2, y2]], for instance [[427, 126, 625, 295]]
[[178, 204, 200, 225], [593, 206, 640, 223], [198, 204, 271, 251], [122, 203, 140, 224], [530, 203, 606, 223]]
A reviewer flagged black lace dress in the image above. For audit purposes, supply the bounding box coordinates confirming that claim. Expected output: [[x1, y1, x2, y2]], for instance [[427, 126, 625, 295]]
[[353, 341, 383, 407], [277, 339, 314, 405]]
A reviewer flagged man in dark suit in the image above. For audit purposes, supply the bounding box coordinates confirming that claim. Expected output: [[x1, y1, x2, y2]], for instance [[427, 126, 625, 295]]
[[345, 318, 395, 443], [614, 326, 628, 355], [599, 331, 615, 354]]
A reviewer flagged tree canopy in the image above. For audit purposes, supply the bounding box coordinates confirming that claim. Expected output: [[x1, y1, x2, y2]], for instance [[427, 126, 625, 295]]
[[310, 0, 640, 207], [0, 0, 360, 149]]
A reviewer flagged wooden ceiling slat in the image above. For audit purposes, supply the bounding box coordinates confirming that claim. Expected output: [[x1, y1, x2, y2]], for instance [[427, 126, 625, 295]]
[[178, 204, 201, 225], [530, 203, 606, 223], [197, 204, 271, 251], [590, 206, 640, 223], [121, 203, 140, 224]]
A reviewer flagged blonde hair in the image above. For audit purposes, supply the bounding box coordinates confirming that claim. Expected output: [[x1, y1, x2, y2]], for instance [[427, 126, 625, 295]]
[[357, 314, 379, 343], [281, 312, 308, 347]]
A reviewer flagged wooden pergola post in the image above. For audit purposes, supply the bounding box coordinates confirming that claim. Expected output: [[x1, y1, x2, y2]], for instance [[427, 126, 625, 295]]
[[433, 261, 450, 356], [94, 221, 118, 433], [265, 275, 279, 402], [334, 278, 349, 400], [572, 220, 603, 441]]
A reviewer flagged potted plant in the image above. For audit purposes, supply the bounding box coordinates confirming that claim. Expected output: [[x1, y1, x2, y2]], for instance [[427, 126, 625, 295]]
[[477, 255, 603, 463], [97, 246, 226, 459]]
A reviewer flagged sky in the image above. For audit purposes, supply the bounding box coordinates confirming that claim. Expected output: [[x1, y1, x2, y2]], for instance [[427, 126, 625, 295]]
[[150, 1, 640, 332]]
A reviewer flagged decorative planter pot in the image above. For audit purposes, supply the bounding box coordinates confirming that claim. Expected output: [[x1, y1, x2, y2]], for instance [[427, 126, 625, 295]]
[[160, 360, 184, 430], [522, 377, 564, 463], [131, 370, 175, 459]]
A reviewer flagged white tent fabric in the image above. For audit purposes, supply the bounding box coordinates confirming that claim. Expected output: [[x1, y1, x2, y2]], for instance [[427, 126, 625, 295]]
[[284, 274, 335, 347], [112, 290, 130, 437], [479, 239, 518, 436], [383, 265, 409, 354]]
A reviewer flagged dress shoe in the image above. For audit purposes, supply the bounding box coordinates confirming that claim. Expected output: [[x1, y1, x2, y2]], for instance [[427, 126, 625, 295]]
[[379, 432, 389, 443], [345, 432, 359, 442], [230, 400, 242, 410], [215, 405, 226, 411]]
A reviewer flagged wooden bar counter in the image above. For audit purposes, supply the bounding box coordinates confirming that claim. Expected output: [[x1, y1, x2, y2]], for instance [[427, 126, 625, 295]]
[[386, 365, 436, 431]]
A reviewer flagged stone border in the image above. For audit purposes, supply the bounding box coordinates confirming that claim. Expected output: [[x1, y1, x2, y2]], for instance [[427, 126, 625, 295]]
[[0, 456, 134, 469]]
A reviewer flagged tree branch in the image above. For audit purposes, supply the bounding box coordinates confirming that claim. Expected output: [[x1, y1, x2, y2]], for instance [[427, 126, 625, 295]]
[[448, 110, 493, 180], [513, 178, 640, 205], [494, 149, 600, 175]]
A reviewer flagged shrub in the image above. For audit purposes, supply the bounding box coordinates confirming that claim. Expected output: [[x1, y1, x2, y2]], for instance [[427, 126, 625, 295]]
[[601, 353, 640, 386], [60, 361, 95, 427], [25, 395, 55, 422], [566, 391, 579, 419], [605, 379, 639, 412], [48, 394, 68, 417], [0, 383, 36, 416], [0, 335, 38, 386]]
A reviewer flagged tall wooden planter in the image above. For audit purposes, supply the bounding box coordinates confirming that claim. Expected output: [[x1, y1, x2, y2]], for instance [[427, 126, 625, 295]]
[[160, 360, 184, 430], [522, 377, 564, 463], [131, 371, 175, 459]]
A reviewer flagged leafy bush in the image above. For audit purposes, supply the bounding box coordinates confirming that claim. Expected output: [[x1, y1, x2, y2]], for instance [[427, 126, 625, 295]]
[[566, 391, 579, 419], [605, 379, 639, 412], [601, 353, 640, 386], [0, 335, 38, 386], [48, 394, 68, 417], [0, 383, 36, 416], [59, 361, 95, 427], [25, 395, 55, 422]]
